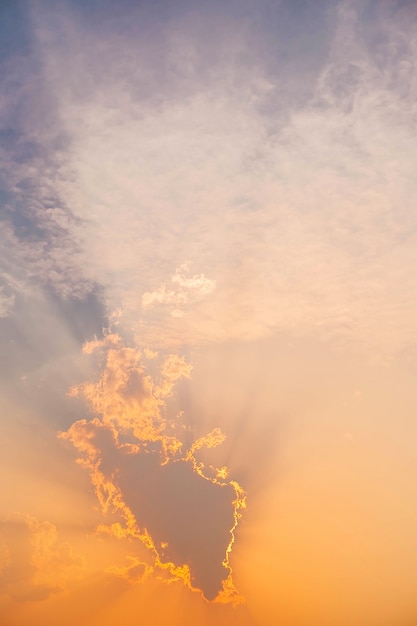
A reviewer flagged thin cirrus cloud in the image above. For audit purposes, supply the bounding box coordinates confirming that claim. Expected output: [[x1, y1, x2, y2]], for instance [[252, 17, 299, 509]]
[[1, 0, 412, 354]]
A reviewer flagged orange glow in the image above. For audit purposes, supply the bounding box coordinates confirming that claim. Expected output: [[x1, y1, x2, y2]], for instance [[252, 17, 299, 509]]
[[3, 1, 417, 623]]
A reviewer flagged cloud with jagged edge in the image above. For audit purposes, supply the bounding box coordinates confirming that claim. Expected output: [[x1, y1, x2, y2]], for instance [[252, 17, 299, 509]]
[[60, 332, 246, 604]]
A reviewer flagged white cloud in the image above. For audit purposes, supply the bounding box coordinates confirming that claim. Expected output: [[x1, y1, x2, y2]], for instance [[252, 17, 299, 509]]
[[142, 264, 216, 317], [2, 0, 417, 357]]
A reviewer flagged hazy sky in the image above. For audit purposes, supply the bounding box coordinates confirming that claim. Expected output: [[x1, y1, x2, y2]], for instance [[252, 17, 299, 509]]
[[1, 1, 417, 624]]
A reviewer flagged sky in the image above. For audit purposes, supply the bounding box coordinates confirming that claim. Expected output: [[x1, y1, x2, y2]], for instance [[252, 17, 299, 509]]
[[1, 0, 417, 624]]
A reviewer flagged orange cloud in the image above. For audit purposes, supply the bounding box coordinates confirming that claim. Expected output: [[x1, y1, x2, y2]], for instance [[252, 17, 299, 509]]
[[0, 514, 84, 604], [60, 333, 245, 604]]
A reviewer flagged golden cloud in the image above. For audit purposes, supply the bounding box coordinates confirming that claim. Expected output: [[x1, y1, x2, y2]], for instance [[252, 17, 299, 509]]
[[60, 333, 245, 603]]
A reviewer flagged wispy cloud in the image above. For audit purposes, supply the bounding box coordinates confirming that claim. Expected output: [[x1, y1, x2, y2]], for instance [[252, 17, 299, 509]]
[[1, 0, 409, 357], [0, 6, 411, 344], [0, 514, 84, 603]]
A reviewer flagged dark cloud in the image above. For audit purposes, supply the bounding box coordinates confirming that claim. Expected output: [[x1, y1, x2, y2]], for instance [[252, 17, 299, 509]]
[[83, 422, 237, 600], [115, 447, 235, 599], [61, 335, 245, 603]]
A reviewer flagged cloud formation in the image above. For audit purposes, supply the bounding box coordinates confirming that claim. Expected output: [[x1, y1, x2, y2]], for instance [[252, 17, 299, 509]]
[[2, 1, 417, 623], [1, 0, 416, 358], [142, 264, 216, 318], [0, 514, 84, 603], [61, 333, 245, 603]]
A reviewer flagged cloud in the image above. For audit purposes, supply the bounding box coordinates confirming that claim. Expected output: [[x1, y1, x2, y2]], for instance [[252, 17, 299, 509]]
[[68, 333, 190, 445], [0, 514, 84, 603], [0, 0, 415, 359], [142, 264, 216, 318], [61, 334, 245, 603], [0, 184, 95, 304]]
